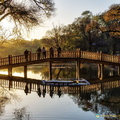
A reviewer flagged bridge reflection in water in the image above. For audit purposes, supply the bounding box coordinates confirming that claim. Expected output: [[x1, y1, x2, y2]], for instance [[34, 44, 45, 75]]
[[0, 75, 120, 98], [1, 76, 120, 120]]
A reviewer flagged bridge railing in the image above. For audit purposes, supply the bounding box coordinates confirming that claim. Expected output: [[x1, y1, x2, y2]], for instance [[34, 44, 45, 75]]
[[0, 57, 9, 66], [102, 54, 119, 63], [60, 50, 80, 58], [12, 55, 26, 64], [1, 78, 120, 94], [0, 50, 120, 67], [81, 51, 101, 60]]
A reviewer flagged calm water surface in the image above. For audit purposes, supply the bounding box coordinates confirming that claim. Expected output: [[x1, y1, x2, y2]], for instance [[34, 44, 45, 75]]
[[1, 90, 99, 120], [0, 66, 119, 120]]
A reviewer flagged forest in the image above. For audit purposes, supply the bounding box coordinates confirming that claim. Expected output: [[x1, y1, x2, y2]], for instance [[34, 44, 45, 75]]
[[0, 1, 120, 57]]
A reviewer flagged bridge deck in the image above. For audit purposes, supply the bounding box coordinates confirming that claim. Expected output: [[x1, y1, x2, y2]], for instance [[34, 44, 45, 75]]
[[0, 50, 120, 69]]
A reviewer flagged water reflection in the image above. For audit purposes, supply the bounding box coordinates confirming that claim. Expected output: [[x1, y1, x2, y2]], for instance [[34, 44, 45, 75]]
[[0, 92, 9, 116], [0, 76, 120, 120], [0, 63, 118, 81], [23, 83, 62, 98], [37, 84, 41, 97], [14, 107, 29, 120], [0, 85, 21, 118]]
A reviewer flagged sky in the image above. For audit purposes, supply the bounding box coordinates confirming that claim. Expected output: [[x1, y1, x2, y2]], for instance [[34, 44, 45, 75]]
[[29, 0, 120, 40]]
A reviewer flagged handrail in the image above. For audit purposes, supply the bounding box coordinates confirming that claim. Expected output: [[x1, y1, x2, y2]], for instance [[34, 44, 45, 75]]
[[0, 50, 119, 67]]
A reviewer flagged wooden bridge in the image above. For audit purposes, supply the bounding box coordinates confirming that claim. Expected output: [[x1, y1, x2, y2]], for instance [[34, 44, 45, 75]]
[[0, 50, 120, 80]]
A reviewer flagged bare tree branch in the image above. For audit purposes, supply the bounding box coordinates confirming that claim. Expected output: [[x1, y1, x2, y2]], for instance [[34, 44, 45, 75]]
[[0, 0, 55, 39]]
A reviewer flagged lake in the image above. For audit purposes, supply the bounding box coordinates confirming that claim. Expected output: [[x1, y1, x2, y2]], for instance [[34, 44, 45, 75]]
[[0, 64, 120, 120]]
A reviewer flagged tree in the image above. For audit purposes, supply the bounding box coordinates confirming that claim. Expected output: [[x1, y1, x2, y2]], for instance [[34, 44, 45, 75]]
[[103, 4, 120, 37], [72, 11, 93, 51], [40, 5, 119, 54], [85, 14, 109, 52], [103, 4, 120, 54], [0, 26, 13, 45], [0, 0, 55, 38], [41, 25, 65, 49], [61, 24, 80, 50]]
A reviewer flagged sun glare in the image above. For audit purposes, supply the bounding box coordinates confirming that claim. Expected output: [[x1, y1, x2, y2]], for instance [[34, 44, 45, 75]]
[[0, 70, 42, 80], [12, 72, 24, 77], [0, 70, 8, 75]]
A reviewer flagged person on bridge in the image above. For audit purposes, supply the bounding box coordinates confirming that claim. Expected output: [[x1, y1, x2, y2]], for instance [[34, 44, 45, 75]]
[[36, 47, 41, 60], [24, 49, 30, 61], [57, 47, 61, 57], [41, 47, 46, 59], [49, 47, 54, 58]]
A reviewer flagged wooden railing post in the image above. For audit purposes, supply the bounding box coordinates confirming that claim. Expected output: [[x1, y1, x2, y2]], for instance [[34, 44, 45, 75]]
[[78, 48, 81, 58], [8, 55, 12, 64], [79, 48, 81, 58], [76, 48, 81, 58], [8, 55, 10, 64]]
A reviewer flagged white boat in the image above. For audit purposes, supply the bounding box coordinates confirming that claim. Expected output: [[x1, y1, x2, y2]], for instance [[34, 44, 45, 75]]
[[41, 78, 90, 86]]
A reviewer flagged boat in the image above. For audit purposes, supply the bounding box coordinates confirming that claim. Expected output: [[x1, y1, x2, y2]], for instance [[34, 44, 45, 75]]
[[41, 78, 90, 86]]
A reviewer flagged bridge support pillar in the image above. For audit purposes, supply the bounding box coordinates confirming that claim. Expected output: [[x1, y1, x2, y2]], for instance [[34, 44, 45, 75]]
[[8, 67, 12, 77], [49, 62, 52, 80], [118, 66, 120, 76], [98, 64, 100, 78], [76, 61, 80, 79], [24, 65, 27, 78], [98, 64, 104, 80]]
